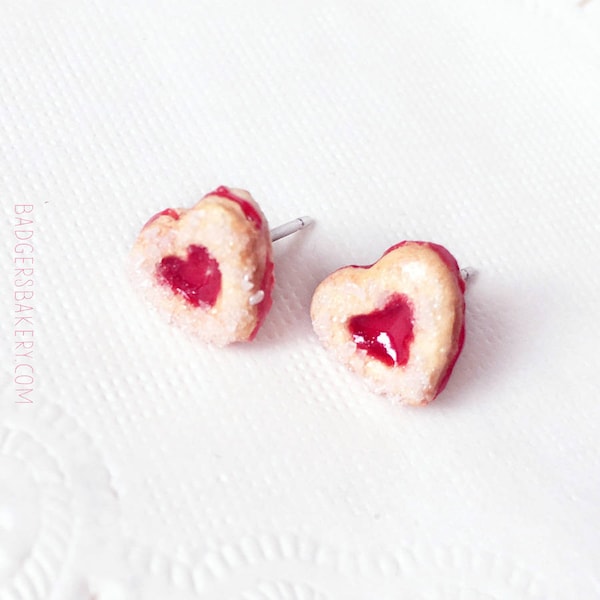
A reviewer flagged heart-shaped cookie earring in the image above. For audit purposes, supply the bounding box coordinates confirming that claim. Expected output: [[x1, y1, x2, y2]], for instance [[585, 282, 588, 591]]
[[130, 186, 312, 346], [310, 241, 469, 405]]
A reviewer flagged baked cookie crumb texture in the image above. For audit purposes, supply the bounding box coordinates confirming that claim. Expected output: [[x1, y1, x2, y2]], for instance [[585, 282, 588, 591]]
[[129, 186, 274, 346], [311, 241, 466, 405]]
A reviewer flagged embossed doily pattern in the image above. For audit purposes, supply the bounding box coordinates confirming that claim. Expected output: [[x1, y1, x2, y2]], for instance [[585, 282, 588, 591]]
[[0, 404, 116, 600], [84, 534, 550, 600]]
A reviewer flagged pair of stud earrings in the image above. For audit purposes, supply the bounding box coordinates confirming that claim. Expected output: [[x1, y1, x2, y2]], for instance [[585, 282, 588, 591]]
[[129, 186, 469, 406]]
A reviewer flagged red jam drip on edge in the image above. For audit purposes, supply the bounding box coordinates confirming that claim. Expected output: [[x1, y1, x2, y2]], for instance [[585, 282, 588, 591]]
[[383, 241, 466, 396], [156, 244, 222, 308], [210, 186, 263, 229], [434, 322, 465, 398], [349, 294, 415, 367], [249, 258, 275, 340], [143, 208, 179, 228]]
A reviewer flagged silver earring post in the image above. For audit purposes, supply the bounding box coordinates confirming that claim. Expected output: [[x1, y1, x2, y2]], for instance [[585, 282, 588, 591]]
[[460, 267, 476, 283], [270, 216, 314, 242]]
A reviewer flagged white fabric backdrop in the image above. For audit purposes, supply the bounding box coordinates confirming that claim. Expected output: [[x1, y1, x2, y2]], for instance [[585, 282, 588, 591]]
[[1, 1, 599, 598]]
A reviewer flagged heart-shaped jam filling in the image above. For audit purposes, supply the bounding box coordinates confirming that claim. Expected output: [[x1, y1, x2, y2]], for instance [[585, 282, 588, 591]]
[[156, 244, 222, 307], [348, 293, 414, 367]]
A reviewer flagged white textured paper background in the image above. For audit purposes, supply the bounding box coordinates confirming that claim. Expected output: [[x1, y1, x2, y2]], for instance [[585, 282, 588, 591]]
[[1, 1, 600, 598]]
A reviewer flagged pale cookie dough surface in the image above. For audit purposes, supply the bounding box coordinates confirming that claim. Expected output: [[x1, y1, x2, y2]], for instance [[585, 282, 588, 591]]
[[311, 242, 465, 405], [129, 188, 273, 346]]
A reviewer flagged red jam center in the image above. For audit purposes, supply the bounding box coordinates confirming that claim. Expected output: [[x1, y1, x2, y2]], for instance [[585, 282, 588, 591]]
[[144, 208, 179, 228], [211, 186, 263, 229], [156, 244, 221, 307], [348, 294, 415, 367]]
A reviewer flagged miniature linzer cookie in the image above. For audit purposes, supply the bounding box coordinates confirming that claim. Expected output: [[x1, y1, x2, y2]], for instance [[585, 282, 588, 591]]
[[130, 186, 275, 346], [310, 241, 466, 405]]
